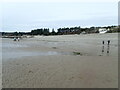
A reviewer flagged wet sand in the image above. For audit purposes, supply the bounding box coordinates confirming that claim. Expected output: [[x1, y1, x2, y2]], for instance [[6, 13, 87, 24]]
[[2, 33, 118, 88]]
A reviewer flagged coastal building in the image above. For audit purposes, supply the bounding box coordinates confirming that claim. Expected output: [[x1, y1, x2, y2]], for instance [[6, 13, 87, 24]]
[[99, 28, 109, 34]]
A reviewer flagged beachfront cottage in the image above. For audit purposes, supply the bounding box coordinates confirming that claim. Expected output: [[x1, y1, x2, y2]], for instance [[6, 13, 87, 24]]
[[99, 28, 109, 34]]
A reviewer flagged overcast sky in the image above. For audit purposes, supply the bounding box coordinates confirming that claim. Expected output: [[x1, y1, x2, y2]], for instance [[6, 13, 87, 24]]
[[1, 0, 119, 32]]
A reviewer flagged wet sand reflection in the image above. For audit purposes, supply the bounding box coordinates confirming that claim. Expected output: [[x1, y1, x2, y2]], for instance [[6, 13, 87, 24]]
[[101, 44, 110, 56]]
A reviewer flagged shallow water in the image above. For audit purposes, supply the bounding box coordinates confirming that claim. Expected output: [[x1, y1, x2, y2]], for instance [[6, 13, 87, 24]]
[[2, 51, 72, 60], [2, 34, 118, 60], [2, 38, 73, 60]]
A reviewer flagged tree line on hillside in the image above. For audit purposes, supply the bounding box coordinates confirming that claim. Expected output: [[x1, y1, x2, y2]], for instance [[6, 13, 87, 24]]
[[1, 25, 120, 36]]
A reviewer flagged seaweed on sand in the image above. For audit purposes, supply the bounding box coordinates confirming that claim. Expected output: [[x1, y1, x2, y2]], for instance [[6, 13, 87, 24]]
[[73, 52, 82, 55]]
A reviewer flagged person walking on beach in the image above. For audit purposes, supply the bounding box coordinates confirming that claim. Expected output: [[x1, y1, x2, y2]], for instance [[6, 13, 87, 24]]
[[102, 41, 104, 45], [17, 37, 20, 41], [13, 37, 16, 41], [108, 40, 110, 45]]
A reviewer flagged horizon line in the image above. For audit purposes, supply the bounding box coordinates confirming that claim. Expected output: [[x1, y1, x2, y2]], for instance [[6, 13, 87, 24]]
[[1, 24, 118, 33]]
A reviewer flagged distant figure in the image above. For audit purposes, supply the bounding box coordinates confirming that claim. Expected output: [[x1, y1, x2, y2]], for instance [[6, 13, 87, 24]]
[[108, 40, 110, 45], [102, 41, 104, 45], [13, 37, 16, 41], [17, 37, 20, 41]]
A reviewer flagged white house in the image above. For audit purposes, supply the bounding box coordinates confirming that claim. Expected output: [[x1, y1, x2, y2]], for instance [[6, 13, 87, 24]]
[[99, 28, 109, 34]]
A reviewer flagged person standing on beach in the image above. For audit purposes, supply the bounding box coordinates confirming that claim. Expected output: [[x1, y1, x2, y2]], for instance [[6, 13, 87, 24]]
[[18, 37, 20, 41], [102, 41, 104, 45], [108, 40, 110, 45], [13, 37, 16, 41]]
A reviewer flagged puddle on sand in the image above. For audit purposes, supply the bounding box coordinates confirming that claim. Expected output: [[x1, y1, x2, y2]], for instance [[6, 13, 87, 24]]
[[2, 51, 73, 60]]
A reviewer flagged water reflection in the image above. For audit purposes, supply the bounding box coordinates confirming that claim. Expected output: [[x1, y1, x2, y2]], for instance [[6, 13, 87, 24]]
[[107, 45, 110, 56], [101, 45, 110, 56], [102, 46, 104, 54], [3, 51, 72, 60]]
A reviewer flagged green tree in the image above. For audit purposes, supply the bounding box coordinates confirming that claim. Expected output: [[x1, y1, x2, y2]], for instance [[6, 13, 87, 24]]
[[43, 28, 49, 36], [51, 28, 56, 35]]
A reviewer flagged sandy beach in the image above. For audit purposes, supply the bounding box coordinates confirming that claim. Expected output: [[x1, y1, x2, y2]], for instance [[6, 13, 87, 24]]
[[2, 33, 118, 88]]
